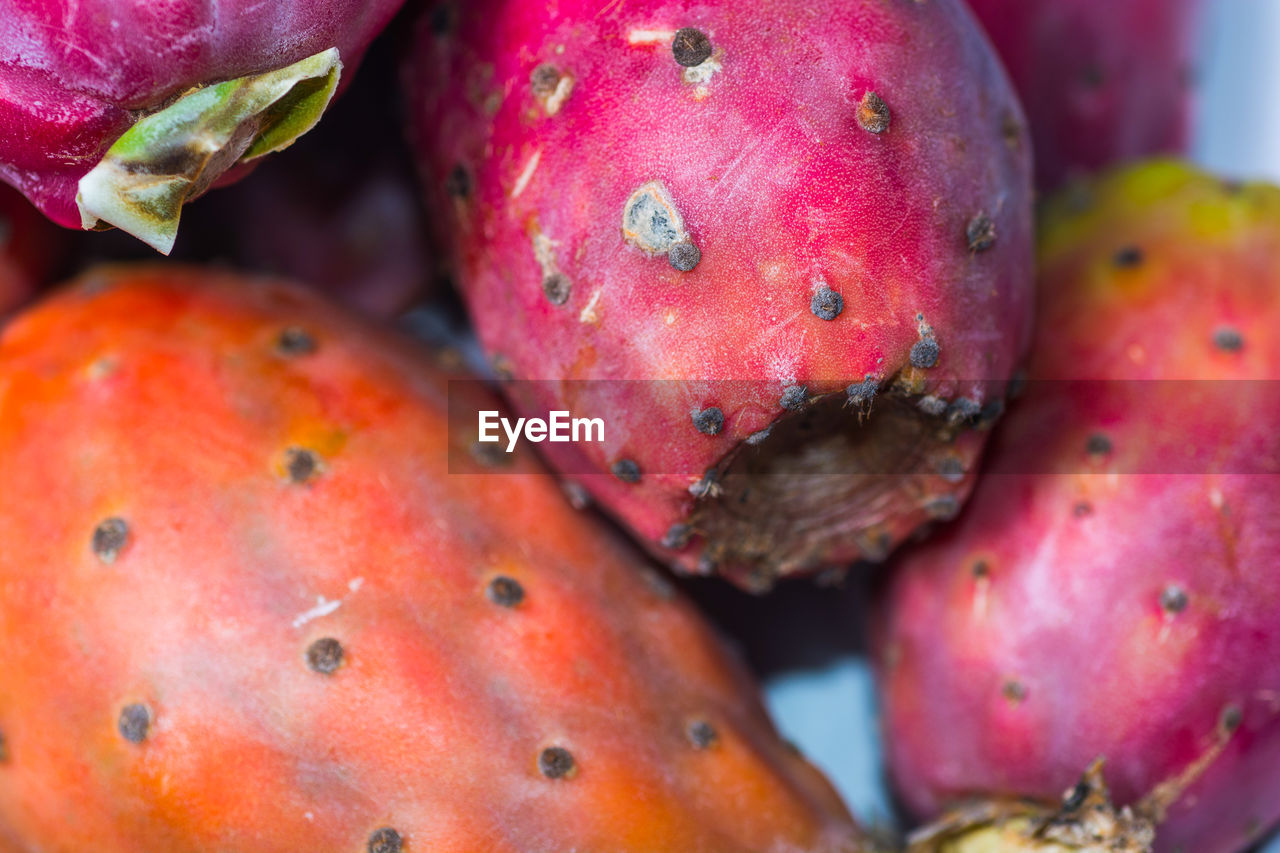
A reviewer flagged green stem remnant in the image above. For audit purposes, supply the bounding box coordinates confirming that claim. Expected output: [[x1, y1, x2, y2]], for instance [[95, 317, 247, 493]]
[[76, 48, 342, 254]]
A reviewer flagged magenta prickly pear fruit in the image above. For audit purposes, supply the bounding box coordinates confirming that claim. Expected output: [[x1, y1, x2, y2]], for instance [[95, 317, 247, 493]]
[[966, 0, 1204, 190], [405, 0, 1035, 589], [0, 0, 404, 252], [0, 265, 866, 852], [876, 161, 1280, 853]]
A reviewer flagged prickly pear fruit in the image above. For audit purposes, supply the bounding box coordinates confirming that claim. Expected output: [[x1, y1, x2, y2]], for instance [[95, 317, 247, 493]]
[[876, 161, 1280, 853], [0, 265, 866, 853], [0, 0, 404, 252], [966, 0, 1203, 189], [405, 0, 1034, 589]]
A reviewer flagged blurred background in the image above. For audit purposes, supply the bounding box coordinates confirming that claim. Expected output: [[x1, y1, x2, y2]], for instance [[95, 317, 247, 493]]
[[753, 0, 1280, 843]]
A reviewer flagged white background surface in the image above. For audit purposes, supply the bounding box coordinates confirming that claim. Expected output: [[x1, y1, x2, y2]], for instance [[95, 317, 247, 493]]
[[760, 2, 1280, 845]]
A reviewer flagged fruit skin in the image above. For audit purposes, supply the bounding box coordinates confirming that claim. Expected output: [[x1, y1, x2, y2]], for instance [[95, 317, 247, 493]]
[[966, 0, 1203, 190], [875, 161, 1280, 853], [0, 265, 865, 852], [405, 0, 1034, 588], [0, 0, 403, 231]]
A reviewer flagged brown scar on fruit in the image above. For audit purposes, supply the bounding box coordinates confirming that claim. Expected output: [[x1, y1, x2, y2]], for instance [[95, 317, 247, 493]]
[[622, 181, 693, 261], [688, 387, 979, 586], [530, 63, 575, 116], [0, 730, 9, 762]]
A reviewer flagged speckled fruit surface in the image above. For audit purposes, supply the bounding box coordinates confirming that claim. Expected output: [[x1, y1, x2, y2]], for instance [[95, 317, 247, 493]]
[[405, 0, 1034, 588]]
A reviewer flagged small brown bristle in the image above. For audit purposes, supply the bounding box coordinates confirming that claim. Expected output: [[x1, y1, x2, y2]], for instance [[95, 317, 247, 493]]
[[668, 241, 701, 272], [1086, 433, 1114, 456], [1002, 680, 1028, 703], [612, 459, 641, 483], [530, 63, 561, 97], [118, 704, 151, 744], [691, 407, 724, 435], [92, 518, 129, 564], [368, 827, 403, 853], [306, 638, 345, 675], [966, 213, 997, 252], [810, 285, 844, 321], [856, 91, 891, 134], [542, 273, 571, 305], [285, 448, 322, 484], [539, 746, 577, 779], [687, 719, 718, 749], [486, 576, 525, 608], [1160, 585, 1189, 614], [276, 327, 316, 356], [445, 164, 471, 199], [671, 28, 712, 67]]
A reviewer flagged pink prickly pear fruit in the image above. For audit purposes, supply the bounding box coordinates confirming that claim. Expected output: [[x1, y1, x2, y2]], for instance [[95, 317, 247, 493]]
[[0, 265, 867, 852], [965, 0, 1204, 190], [875, 161, 1280, 853], [0, 0, 405, 253], [404, 0, 1035, 590]]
